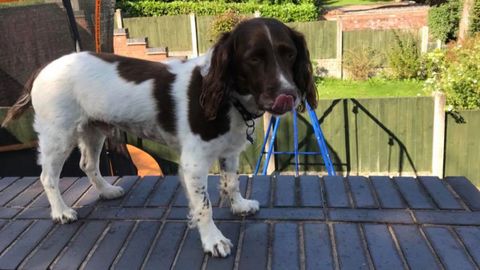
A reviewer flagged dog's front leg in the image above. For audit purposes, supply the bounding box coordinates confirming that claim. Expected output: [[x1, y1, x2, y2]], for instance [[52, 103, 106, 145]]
[[219, 155, 259, 215], [180, 153, 232, 257]]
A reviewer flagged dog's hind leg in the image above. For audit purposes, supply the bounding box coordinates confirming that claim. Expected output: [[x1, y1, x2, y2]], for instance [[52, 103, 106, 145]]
[[37, 123, 77, 224], [78, 126, 124, 199]]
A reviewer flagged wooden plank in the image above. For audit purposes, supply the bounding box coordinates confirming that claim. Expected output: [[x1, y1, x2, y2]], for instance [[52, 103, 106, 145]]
[[83, 221, 135, 270], [363, 224, 405, 270], [329, 209, 412, 224], [304, 223, 334, 270], [61, 177, 93, 206], [20, 222, 82, 269], [299, 175, 323, 207], [0, 220, 32, 254], [144, 222, 187, 270], [0, 220, 54, 269], [238, 223, 269, 270], [0, 177, 37, 206], [369, 176, 405, 209], [415, 210, 480, 225], [98, 176, 138, 207], [123, 176, 159, 207], [30, 177, 78, 207], [206, 223, 241, 270], [446, 176, 480, 211], [0, 177, 19, 192], [207, 175, 221, 207], [74, 176, 118, 207], [53, 221, 108, 269], [274, 175, 296, 207], [394, 177, 434, 209], [455, 226, 480, 267], [333, 223, 369, 269], [174, 185, 189, 207], [393, 225, 441, 269], [173, 229, 205, 270], [239, 175, 248, 197], [418, 176, 463, 210], [424, 226, 476, 270], [115, 221, 161, 269], [6, 179, 43, 207], [347, 176, 377, 208], [272, 223, 300, 270], [324, 176, 350, 208], [147, 176, 179, 207], [250, 175, 271, 207]]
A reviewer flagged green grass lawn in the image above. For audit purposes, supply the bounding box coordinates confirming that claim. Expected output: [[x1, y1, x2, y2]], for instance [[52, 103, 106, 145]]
[[317, 78, 428, 99]]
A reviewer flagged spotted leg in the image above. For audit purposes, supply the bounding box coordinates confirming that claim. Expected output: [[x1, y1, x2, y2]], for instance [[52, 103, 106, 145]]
[[180, 151, 232, 257], [219, 155, 259, 216]]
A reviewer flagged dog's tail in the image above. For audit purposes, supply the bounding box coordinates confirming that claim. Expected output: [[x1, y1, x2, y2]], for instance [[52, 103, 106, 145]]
[[1, 68, 42, 128]]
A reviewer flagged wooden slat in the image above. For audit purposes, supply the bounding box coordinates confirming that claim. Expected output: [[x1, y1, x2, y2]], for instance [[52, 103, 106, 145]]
[[75, 176, 118, 207], [30, 177, 78, 207], [143, 222, 187, 270], [363, 224, 405, 270], [347, 176, 377, 208], [21, 222, 82, 269], [418, 176, 463, 210], [446, 176, 480, 211], [250, 175, 271, 207], [393, 225, 441, 269], [0, 177, 37, 206], [394, 177, 435, 209], [173, 229, 205, 270], [83, 221, 135, 270], [97, 176, 139, 207], [455, 227, 480, 267], [424, 226, 476, 270], [0, 177, 19, 192], [146, 176, 179, 207], [207, 176, 221, 207], [238, 175, 248, 197], [6, 179, 43, 207], [205, 223, 241, 270], [370, 176, 405, 209], [0, 220, 32, 254], [304, 223, 334, 270], [333, 223, 369, 269], [61, 177, 93, 206], [52, 221, 108, 269], [324, 176, 350, 208], [238, 223, 269, 270], [115, 221, 161, 269], [0, 220, 53, 269], [274, 176, 296, 206], [299, 176, 323, 207], [272, 223, 300, 270], [123, 176, 159, 207]]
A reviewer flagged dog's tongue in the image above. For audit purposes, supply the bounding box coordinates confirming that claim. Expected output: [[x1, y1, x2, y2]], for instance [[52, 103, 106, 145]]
[[272, 94, 294, 114]]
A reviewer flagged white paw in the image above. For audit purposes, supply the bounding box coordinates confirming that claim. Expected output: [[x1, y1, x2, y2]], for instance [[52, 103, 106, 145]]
[[51, 207, 78, 224], [231, 198, 259, 216], [100, 185, 124, 199], [201, 228, 233, 257]]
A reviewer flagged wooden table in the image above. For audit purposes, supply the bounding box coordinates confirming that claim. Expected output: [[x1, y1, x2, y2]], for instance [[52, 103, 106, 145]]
[[0, 175, 479, 269]]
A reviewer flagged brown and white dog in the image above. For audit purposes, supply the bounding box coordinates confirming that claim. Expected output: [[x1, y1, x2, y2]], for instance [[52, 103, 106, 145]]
[[2, 18, 317, 257]]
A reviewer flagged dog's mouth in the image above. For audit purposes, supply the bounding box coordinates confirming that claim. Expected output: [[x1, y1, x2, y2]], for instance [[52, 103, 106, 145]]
[[267, 94, 296, 115]]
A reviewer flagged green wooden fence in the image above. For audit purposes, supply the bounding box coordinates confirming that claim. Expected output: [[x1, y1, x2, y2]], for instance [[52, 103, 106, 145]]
[[287, 21, 337, 59], [445, 110, 480, 186]]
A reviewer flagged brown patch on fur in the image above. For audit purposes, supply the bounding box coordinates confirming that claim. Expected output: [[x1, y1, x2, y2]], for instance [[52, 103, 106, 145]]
[[92, 53, 177, 134], [189, 67, 230, 141]]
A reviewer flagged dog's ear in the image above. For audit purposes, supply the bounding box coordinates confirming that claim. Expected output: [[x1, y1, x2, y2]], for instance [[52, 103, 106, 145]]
[[289, 29, 318, 111], [200, 32, 233, 120]]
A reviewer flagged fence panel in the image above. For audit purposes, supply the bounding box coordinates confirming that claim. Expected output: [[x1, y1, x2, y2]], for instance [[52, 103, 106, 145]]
[[196, 15, 215, 54], [445, 110, 480, 186], [287, 20, 337, 59], [123, 15, 191, 52]]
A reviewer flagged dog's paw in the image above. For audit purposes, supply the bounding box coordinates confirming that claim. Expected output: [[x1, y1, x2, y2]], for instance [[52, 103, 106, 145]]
[[231, 198, 259, 216], [202, 231, 233, 258], [51, 207, 78, 224], [99, 185, 124, 200]]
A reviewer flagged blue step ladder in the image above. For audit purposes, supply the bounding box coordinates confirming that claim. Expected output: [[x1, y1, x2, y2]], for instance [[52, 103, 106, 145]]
[[254, 102, 336, 176]]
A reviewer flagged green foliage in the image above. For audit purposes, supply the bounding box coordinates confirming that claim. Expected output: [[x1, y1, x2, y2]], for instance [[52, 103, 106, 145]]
[[428, 0, 461, 43], [117, 1, 319, 22], [386, 32, 422, 80], [423, 35, 480, 110], [343, 47, 383, 80], [209, 11, 246, 41], [471, 0, 480, 34]]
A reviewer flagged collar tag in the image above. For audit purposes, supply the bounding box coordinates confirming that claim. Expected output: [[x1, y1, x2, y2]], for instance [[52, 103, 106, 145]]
[[231, 98, 264, 144]]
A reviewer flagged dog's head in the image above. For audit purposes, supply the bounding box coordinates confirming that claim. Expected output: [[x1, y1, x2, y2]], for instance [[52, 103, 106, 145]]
[[200, 18, 318, 120]]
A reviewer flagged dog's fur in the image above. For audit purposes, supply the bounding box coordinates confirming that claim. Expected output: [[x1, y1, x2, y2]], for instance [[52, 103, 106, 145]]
[[2, 18, 317, 257]]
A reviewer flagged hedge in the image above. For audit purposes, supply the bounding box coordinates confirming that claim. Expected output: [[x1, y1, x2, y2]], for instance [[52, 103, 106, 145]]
[[117, 1, 320, 22]]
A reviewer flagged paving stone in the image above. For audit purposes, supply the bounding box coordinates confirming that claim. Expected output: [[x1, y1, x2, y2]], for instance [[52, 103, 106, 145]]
[[333, 223, 369, 270], [146, 175, 179, 206], [369, 176, 405, 209], [299, 175, 323, 207], [446, 176, 480, 211], [329, 209, 413, 224], [0, 177, 20, 192], [455, 226, 480, 266], [274, 175, 296, 206], [123, 176, 159, 207], [252, 208, 324, 221], [324, 176, 350, 208], [250, 175, 272, 207], [206, 222, 241, 270], [272, 223, 300, 270], [363, 224, 405, 270], [414, 210, 480, 225], [30, 177, 78, 207], [98, 176, 139, 207], [394, 177, 435, 209], [304, 223, 334, 270], [238, 223, 269, 270], [173, 229, 205, 270], [74, 176, 118, 207], [6, 179, 43, 207], [418, 176, 463, 210], [347, 176, 377, 208], [144, 222, 187, 270], [0, 207, 21, 218]]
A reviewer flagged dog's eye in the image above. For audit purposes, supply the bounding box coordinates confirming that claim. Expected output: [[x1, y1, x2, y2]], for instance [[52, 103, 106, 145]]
[[287, 53, 295, 60], [249, 57, 261, 64]]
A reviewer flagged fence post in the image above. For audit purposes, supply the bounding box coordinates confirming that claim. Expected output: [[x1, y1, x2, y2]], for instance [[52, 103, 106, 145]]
[[190, 13, 199, 58], [421, 26, 429, 53], [432, 91, 446, 178], [336, 18, 343, 78], [115, 9, 123, 29]]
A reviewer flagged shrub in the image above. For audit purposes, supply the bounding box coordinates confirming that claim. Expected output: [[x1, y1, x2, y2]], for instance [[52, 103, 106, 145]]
[[471, 0, 480, 34], [343, 47, 383, 80], [117, 1, 319, 22], [387, 31, 422, 79], [423, 34, 480, 110], [428, 0, 461, 43], [209, 11, 246, 41]]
